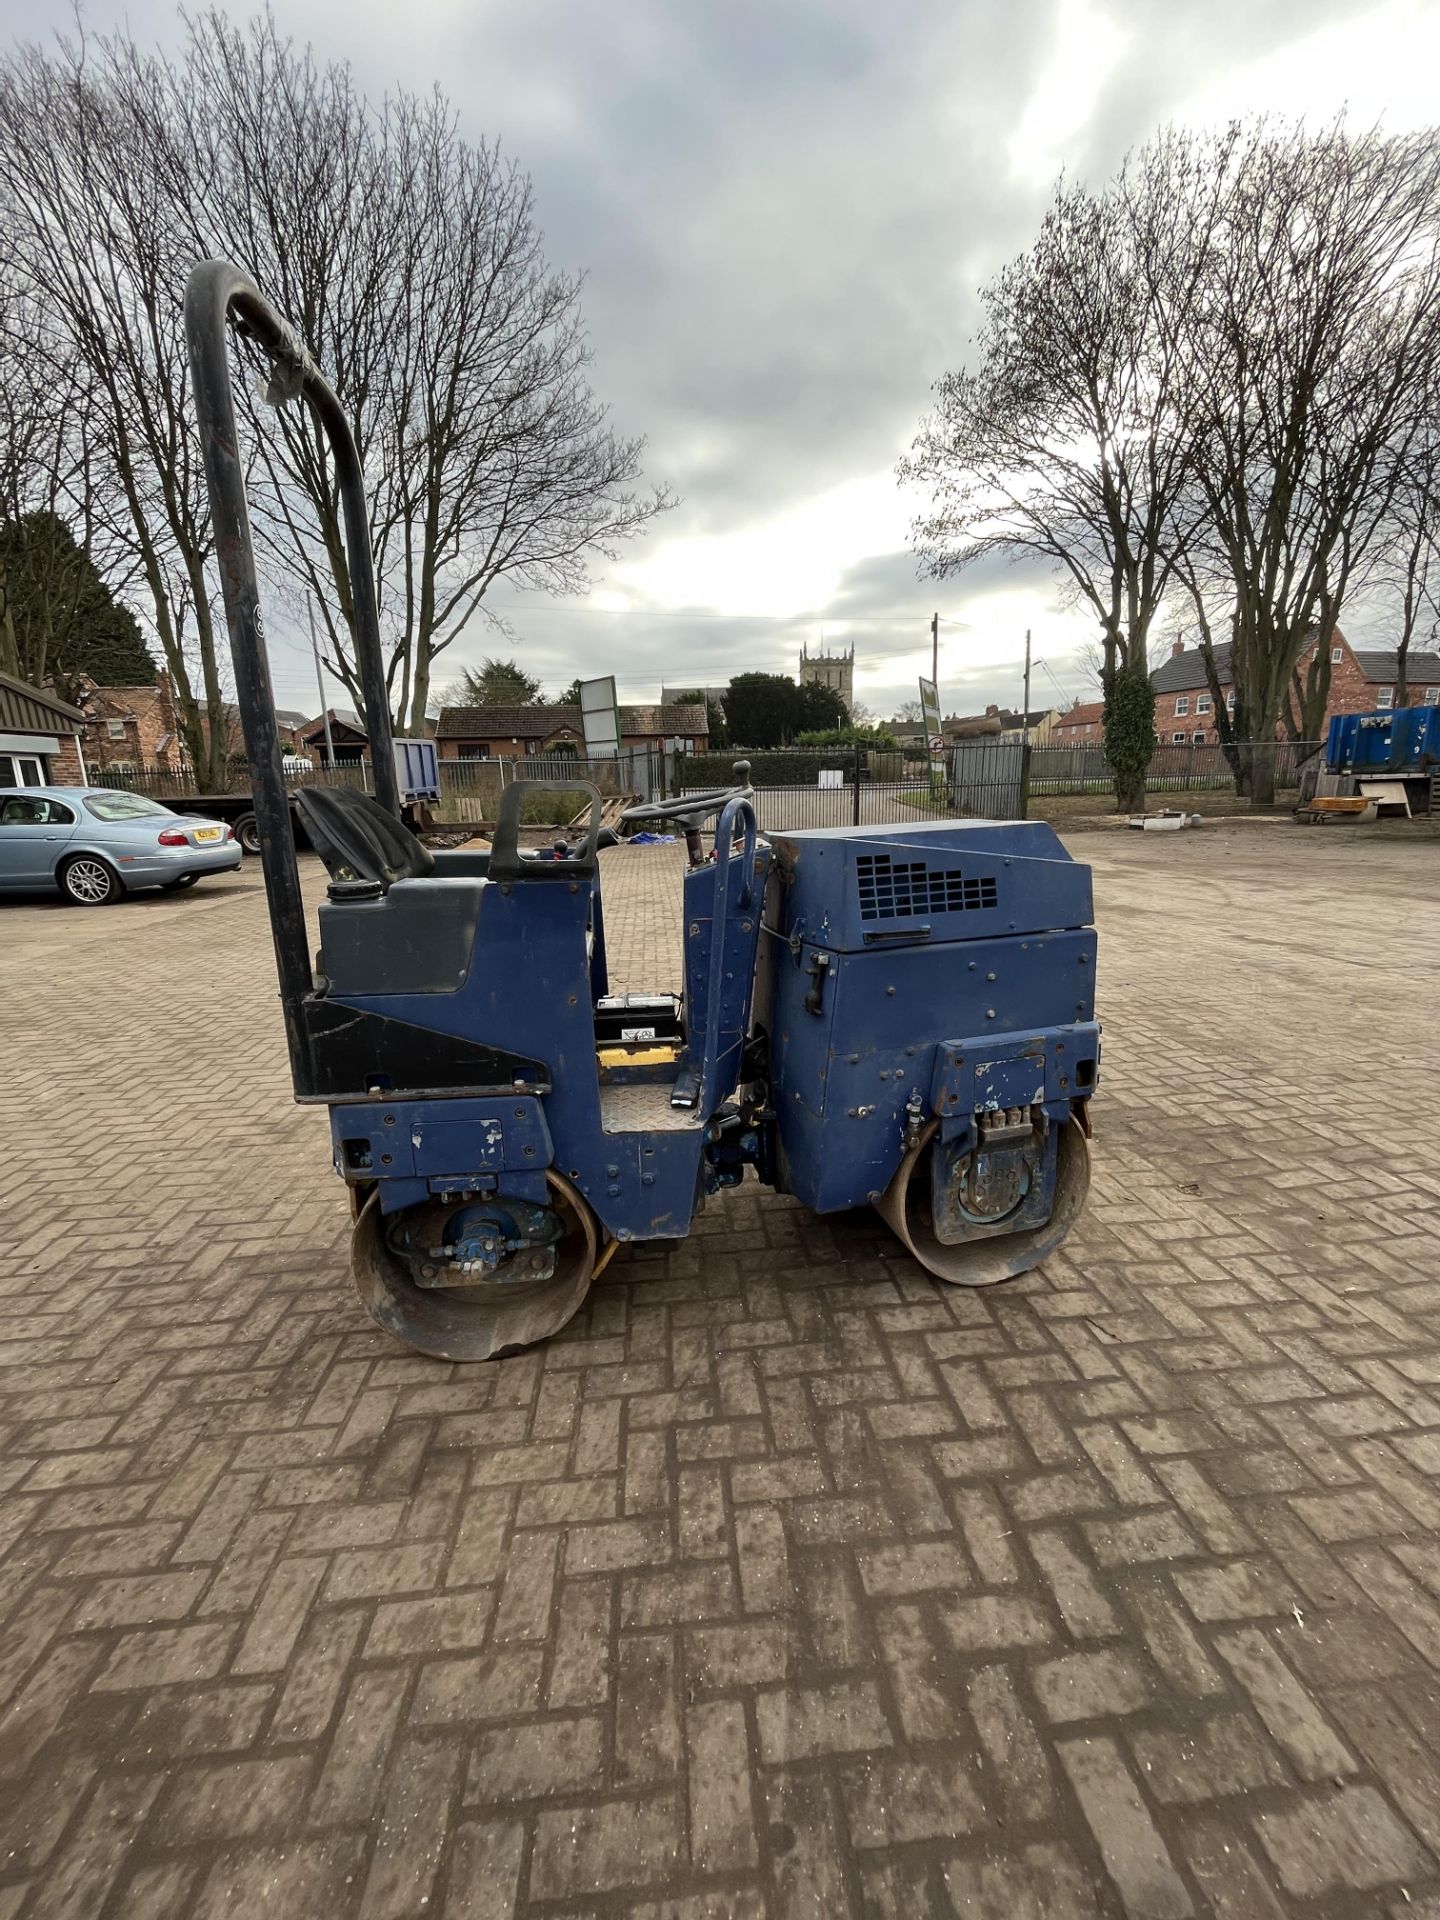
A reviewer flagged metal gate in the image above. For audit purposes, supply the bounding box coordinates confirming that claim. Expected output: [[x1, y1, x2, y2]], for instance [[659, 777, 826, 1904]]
[[947, 738, 1027, 819], [677, 742, 1028, 833]]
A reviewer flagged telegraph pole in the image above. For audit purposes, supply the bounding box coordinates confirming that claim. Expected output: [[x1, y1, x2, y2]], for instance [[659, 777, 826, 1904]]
[[1022, 627, 1033, 743], [931, 610, 939, 688], [308, 598, 336, 771]]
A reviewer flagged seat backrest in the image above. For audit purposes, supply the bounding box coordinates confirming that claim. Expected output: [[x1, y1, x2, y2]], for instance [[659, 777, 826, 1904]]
[[293, 785, 435, 890]]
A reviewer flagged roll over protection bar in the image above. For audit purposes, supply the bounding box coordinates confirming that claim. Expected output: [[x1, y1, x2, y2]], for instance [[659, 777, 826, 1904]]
[[185, 259, 400, 1081]]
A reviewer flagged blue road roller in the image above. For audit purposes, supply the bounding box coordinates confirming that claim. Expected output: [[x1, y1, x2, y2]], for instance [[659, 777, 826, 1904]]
[[186, 260, 1100, 1360]]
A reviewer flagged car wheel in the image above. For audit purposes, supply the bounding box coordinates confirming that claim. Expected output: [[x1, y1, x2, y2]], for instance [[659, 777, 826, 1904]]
[[59, 854, 123, 906], [162, 873, 200, 892], [236, 813, 261, 855]]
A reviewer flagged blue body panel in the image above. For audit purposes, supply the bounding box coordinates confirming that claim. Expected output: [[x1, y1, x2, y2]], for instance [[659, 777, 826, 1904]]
[[763, 818, 1097, 1214], [319, 808, 1098, 1247], [764, 817, 1093, 955], [323, 806, 769, 1244], [324, 877, 703, 1240], [1326, 706, 1440, 774]]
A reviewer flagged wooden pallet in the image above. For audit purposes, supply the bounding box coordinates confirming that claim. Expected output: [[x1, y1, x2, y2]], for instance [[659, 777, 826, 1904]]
[[569, 793, 635, 833]]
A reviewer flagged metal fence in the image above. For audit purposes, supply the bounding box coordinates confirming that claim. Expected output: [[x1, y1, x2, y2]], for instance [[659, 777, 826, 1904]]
[[437, 751, 665, 822], [83, 734, 1313, 831], [1027, 738, 1321, 797], [82, 748, 670, 823], [678, 743, 1027, 829], [670, 734, 1323, 831]]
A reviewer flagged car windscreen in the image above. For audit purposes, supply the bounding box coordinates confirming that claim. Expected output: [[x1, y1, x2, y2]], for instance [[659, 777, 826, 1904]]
[[83, 792, 173, 821]]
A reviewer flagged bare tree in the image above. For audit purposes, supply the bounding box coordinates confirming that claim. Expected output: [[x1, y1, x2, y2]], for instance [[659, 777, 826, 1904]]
[[0, 271, 149, 694], [0, 34, 235, 783], [0, 277, 78, 680], [904, 156, 1221, 808], [1380, 412, 1440, 709], [0, 11, 670, 762], [172, 11, 670, 733], [1171, 120, 1440, 801]]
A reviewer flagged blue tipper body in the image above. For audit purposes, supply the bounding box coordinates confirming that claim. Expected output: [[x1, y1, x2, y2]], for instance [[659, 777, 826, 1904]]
[[761, 818, 1098, 1214], [1326, 705, 1440, 776]]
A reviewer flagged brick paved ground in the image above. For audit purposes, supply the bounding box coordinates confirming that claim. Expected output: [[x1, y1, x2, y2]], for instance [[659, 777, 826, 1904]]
[[2, 823, 1439, 1918]]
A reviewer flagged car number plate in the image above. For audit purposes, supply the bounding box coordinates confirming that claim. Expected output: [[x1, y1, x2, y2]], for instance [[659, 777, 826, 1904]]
[[621, 1026, 657, 1041], [193, 826, 222, 842]]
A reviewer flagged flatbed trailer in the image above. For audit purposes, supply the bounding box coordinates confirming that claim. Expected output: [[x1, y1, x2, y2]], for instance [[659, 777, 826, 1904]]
[[159, 788, 433, 854], [157, 789, 299, 854]]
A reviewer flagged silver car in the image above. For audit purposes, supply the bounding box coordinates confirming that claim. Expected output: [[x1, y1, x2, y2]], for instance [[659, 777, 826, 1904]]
[[0, 786, 243, 905]]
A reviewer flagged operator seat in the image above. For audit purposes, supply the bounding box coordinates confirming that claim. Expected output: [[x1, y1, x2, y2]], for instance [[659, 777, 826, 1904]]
[[294, 785, 434, 891]]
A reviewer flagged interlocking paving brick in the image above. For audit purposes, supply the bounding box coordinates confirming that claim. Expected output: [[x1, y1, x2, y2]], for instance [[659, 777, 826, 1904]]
[[753, 1677, 893, 1762], [1214, 1626, 1359, 1779], [465, 1714, 606, 1800], [1057, 1734, 1194, 1918], [527, 1792, 683, 1899], [6, 830, 1440, 1916], [686, 1699, 759, 1871], [1252, 1784, 1431, 1896], [1033, 1646, 1156, 1721]]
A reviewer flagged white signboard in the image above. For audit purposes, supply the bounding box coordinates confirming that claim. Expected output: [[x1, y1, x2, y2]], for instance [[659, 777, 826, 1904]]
[[579, 675, 622, 757], [919, 676, 945, 781]]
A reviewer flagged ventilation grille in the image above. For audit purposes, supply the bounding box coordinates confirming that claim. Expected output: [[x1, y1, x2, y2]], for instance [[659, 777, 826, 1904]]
[[855, 852, 998, 921]]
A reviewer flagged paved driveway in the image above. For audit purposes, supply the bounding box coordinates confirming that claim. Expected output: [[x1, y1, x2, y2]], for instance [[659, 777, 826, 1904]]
[[2, 826, 1439, 1917]]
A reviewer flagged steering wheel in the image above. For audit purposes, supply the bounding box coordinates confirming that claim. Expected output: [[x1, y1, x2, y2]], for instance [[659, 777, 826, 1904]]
[[619, 761, 753, 831]]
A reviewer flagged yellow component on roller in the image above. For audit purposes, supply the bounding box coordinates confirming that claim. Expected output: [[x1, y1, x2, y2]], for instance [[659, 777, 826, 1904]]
[[596, 1043, 682, 1069]]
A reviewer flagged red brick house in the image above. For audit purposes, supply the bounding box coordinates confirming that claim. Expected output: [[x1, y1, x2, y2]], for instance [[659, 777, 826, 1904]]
[[436, 702, 709, 761], [1052, 700, 1105, 745], [77, 673, 187, 771], [226, 706, 309, 756], [1150, 633, 1440, 744]]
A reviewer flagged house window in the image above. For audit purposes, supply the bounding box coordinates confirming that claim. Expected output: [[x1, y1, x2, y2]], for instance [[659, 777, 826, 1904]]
[[0, 753, 49, 787], [1226, 691, 1235, 712], [106, 719, 126, 740], [1175, 695, 1190, 717], [1171, 731, 1186, 744], [457, 744, 490, 760], [1425, 687, 1439, 703], [1193, 731, 1207, 744], [1376, 686, 1394, 710], [1196, 693, 1211, 714]]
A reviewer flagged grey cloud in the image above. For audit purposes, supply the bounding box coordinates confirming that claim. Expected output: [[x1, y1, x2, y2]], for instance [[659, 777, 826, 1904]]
[[0, 0, 1384, 713]]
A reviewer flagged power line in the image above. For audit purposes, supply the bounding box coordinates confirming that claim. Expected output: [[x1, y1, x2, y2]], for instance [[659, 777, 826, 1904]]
[[1037, 658, 1073, 702], [475, 603, 947, 627]]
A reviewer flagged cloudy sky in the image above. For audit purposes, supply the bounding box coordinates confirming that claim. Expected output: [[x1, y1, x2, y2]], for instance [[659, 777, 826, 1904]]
[[7, 0, 1440, 720]]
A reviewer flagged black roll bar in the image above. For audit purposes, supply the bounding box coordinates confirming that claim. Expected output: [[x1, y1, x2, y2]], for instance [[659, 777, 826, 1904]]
[[185, 260, 400, 1083]]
